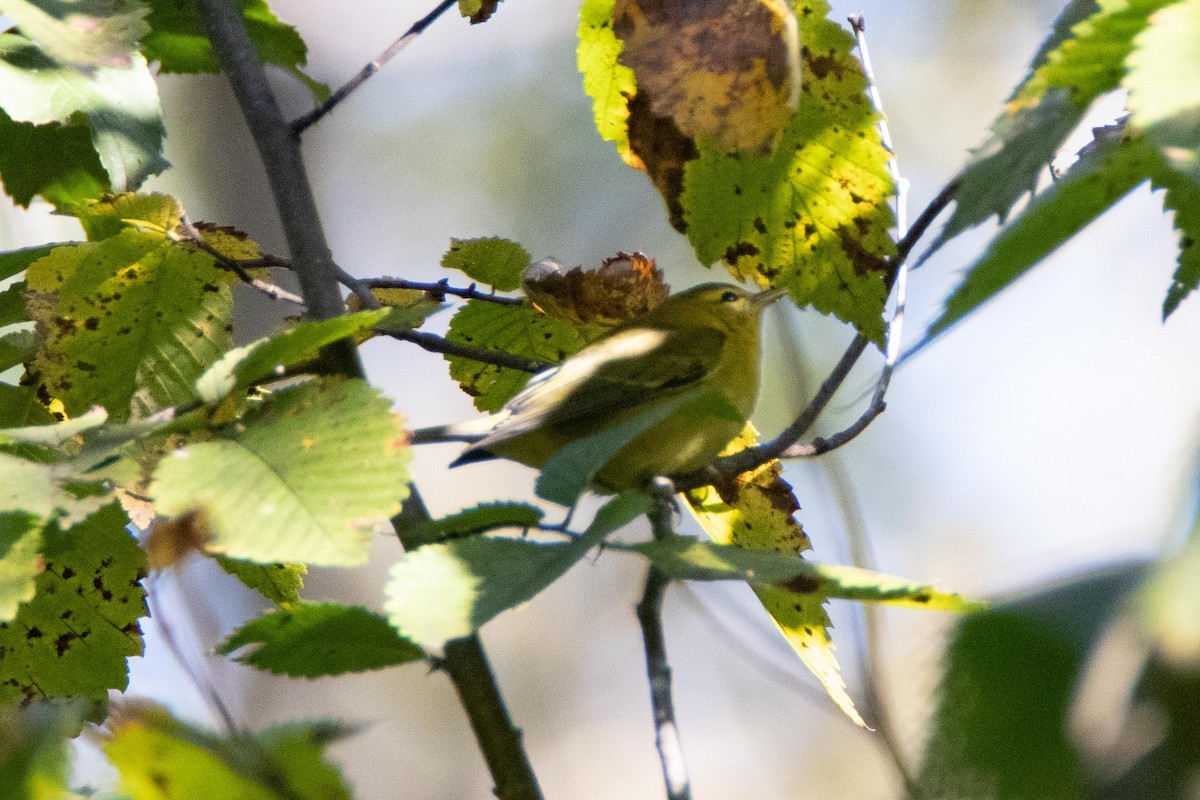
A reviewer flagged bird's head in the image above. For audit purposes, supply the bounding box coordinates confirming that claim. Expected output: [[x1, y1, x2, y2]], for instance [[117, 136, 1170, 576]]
[[643, 283, 788, 333]]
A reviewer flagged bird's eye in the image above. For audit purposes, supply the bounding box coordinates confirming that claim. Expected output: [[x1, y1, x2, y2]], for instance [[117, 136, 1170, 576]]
[[720, 291, 739, 302]]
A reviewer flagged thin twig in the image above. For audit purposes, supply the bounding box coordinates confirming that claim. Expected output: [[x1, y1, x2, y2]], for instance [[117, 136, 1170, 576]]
[[291, 0, 458, 135], [820, 456, 920, 794], [672, 335, 869, 491], [382, 329, 550, 373], [176, 216, 306, 306], [897, 181, 959, 269], [145, 575, 238, 734], [637, 479, 692, 800], [366, 277, 524, 306]]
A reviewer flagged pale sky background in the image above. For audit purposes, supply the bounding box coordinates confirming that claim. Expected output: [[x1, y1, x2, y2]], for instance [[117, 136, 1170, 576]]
[[4, 1, 1200, 797]]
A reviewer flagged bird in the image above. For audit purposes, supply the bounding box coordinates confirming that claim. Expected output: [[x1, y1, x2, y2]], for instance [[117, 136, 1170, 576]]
[[410, 283, 786, 491]]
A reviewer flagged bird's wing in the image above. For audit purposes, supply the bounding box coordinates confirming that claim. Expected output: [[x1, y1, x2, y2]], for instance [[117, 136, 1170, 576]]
[[480, 325, 727, 445]]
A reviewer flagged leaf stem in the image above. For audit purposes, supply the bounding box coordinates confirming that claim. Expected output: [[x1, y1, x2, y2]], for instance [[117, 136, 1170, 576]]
[[291, 0, 459, 135], [637, 480, 692, 800]]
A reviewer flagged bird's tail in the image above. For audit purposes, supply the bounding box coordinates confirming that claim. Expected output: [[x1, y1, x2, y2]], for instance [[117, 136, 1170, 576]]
[[407, 416, 499, 445]]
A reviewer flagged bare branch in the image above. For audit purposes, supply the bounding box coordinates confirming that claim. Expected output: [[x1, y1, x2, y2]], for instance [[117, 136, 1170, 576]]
[[382, 329, 550, 374], [291, 0, 458, 135], [366, 277, 524, 306], [637, 479, 692, 800], [176, 216, 306, 306]]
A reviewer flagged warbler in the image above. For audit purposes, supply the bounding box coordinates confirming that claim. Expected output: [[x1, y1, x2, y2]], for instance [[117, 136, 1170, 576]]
[[411, 283, 786, 490]]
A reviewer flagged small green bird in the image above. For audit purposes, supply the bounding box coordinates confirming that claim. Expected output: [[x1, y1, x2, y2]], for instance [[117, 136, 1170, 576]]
[[411, 283, 786, 491]]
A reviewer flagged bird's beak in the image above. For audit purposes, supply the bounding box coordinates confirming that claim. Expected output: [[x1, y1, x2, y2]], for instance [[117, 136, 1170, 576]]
[[752, 287, 788, 308]]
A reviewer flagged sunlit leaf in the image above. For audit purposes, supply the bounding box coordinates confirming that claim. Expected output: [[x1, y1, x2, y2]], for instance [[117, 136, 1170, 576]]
[[151, 379, 409, 567], [0, 34, 166, 193], [386, 493, 647, 648], [686, 425, 862, 725]]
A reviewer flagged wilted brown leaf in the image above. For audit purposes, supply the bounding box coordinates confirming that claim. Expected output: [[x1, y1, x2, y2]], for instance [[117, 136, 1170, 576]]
[[522, 252, 669, 325]]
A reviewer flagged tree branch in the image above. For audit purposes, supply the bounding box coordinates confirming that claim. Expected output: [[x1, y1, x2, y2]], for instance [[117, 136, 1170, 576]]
[[637, 480, 692, 800], [382, 329, 550, 373], [196, 0, 349, 326], [197, 4, 543, 797], [366, 277, 524, 306], [291, 0, 458, 135], [176, 216, 306, 306]]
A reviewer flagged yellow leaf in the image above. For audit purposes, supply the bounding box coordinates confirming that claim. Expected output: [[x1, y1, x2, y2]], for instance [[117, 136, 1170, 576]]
[[686, 425, 865, 726]]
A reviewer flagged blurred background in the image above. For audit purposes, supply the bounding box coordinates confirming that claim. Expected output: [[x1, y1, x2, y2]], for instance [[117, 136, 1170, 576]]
[[4, 0, 1199, 797]]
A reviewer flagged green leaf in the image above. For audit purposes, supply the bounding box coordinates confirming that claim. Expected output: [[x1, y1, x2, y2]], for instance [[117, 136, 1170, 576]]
[[0, 0, 149, 68], [0, 330, 36, 375], [581, 0, 894, 341], [151, 379, 410, 567], [0, 34, 167, 193], [1147, 155, 1200, 318], [0, 245, 57, 283], [925, 135, 1153, 343], [26, 210, 234, 420], [633, 537, 979, 611], [929, 0, 1174, 255], [0, 503, 145, 704], [534, 390, 695, 506], [458, 0, 502, 24], [914, 564, 1147, 798], [444, 300, 592, 412], [440, 237, 530, 292], [685, 427, 862, 725], [106, 705, 353, 800], [141, 0, 328, 100], [385, 492, 647, 648], [0, 384, 54, 428], [0, 511, 43, 623], [219, 602, 424, 677], [0, 109, 109, 207], [211, 555, 305, 606], [0, 281, 27, 328], [1126, 0, 1200, 186], [194, 310, 389, 404], [397, 501, 544, 548]]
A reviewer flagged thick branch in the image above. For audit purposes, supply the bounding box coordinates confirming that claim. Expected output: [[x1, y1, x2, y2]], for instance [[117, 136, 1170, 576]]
[[291, 0, 458, 135], [197, 4, 542, 797], [637, 482, 691, 800], [196, 0, 348, 325]]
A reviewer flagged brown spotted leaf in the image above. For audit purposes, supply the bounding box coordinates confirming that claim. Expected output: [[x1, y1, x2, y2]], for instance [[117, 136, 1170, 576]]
[[25, 195, 235, 421], [0, 503, 145, 703]]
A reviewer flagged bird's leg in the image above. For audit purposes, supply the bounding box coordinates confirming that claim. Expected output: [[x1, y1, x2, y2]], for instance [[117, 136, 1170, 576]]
[[647, 476, 682, 534]]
